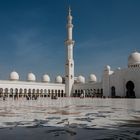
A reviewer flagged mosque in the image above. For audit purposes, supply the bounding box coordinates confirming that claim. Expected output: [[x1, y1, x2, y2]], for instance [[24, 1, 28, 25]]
[[0, 8, 140, 99]]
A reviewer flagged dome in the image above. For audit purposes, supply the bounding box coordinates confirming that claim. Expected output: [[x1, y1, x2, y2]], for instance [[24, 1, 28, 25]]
[[55, 76, 62, 83], [104, 65, 111, 71], [27, 73, 36, 82], [77, 75, 85, 83], [89, 74, 97, 83], [128, 51, 140, 67], [10, 71, 19, 81], [117, 67, 121, 70], [42, 74, 50, 83]]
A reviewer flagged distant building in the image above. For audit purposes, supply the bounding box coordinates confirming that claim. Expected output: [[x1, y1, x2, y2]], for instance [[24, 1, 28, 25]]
[[73, 51, 140, 98], [0, 8, 139, 98]]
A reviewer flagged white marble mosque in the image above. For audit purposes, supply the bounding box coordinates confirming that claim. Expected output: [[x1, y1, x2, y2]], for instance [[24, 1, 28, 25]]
[[0, 8, 140, 99]]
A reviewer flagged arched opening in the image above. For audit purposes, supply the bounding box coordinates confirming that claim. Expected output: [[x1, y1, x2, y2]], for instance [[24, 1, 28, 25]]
[[85, 89, 88, 97], [24, 89, 27, 93], [28, 89, 31, 93], [58, 90, 60, 97], [93, 89, 96, 96], [87, 89, 90, 97], [15, 88, 18, 94], [10, 88, 13, 97], [14, 88, 18, 99], [32, 89, 36, 99], [27, 89, 31, 99], [80, 90, 84, 98], [0, 88, 3, 97], [74, 90, 77, 97], [100, 89, 103, 97], [51, 90, 54, 98], [37, 89, 39, 93], [111, 86, 116, 98], [24, 89, 27, 97], [77, 90, 80, 97], [96, 89, 100, 97], [19, 88, 23, 97], [44, 89, 47, 97], [61, 90, 64, 97], [4, 88, 8, 98], [36, 89, 39, 97], [126, 81, 136, 98], [33, 89, 36, 94], [48, 89, 50, 97], [90, 89, 93, 97], [40, 89, 43, 97]]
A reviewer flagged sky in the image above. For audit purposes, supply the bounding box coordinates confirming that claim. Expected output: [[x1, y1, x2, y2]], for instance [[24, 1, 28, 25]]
[[0, 0, 140, 82]]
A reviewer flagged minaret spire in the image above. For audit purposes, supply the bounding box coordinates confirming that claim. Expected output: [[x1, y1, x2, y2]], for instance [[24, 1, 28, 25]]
[[68, 6, 71, 16], [65, 6, 74, 45], [65, 7, 75, 97]]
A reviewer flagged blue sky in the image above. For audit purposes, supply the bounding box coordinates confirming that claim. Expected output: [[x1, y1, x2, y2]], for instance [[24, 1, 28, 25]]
[[0, 0, 140, 81]]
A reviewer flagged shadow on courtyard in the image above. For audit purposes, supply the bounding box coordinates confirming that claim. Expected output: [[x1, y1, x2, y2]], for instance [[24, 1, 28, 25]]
[[0, 118, 140, 140]]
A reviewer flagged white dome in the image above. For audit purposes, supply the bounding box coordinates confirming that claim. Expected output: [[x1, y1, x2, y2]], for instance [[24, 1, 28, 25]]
[[42, 74, 50, 83], [10, 71, 19, 81], [27, 73, 36, 82], [55, 75, 62, 83], [117, 67, 121, 70], [104, 65, 111, 71], [89, 74, 97, 83], [77, 75, 85, 83], [128, 51, 140, 67]]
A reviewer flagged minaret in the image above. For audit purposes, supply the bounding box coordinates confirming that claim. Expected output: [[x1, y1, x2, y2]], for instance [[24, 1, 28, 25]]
[[65, 7, 75, 97]]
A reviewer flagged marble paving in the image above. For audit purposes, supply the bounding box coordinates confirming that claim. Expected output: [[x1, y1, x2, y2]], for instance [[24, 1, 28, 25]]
[[0, 98, 140, 139]]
